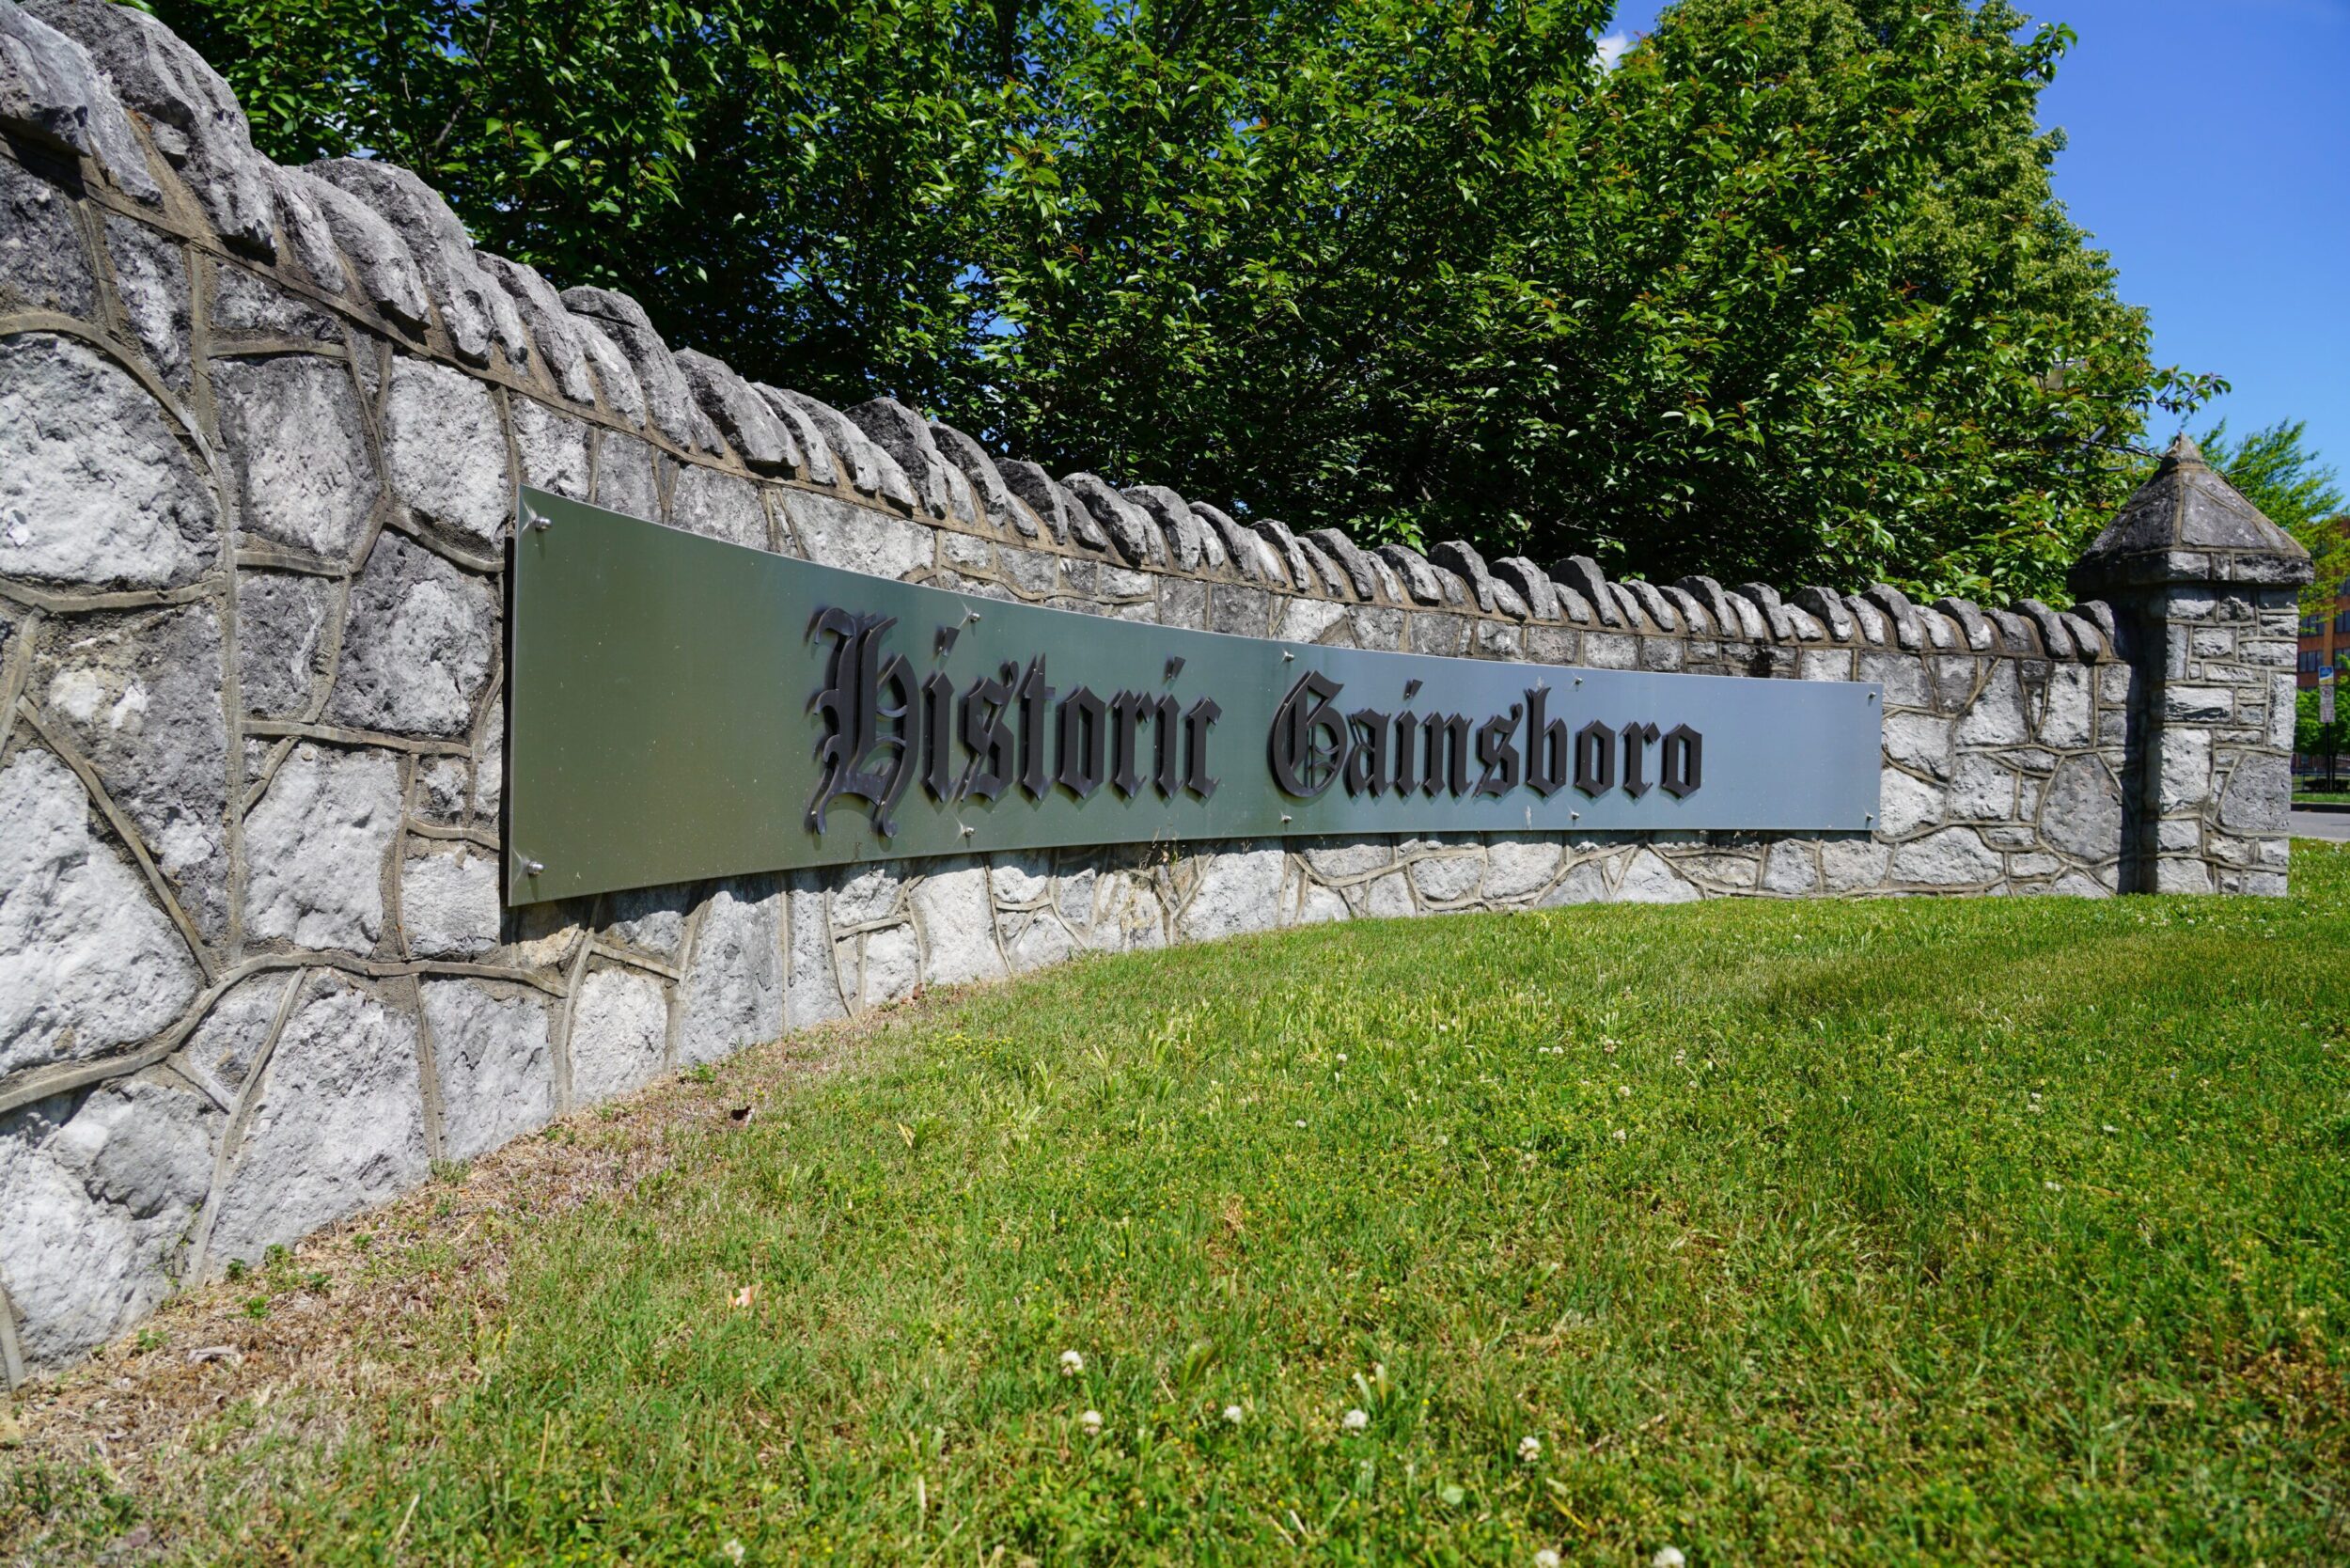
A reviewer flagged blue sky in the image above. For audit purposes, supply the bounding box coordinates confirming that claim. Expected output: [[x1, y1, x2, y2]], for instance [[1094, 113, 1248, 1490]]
[[1604, 0, 2350, 475]]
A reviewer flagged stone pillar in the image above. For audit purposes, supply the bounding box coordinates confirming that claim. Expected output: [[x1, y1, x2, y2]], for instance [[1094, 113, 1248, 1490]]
[[2070, 435, 2311, 893]]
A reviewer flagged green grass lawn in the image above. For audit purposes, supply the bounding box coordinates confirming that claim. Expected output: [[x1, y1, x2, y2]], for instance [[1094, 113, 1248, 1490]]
[[11, 846, 2350, 1565]]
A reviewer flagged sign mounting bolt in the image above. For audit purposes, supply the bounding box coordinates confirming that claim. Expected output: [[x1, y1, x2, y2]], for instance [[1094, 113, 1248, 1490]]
[[520, 855, 545, 876], [522, 510, 552, 533]]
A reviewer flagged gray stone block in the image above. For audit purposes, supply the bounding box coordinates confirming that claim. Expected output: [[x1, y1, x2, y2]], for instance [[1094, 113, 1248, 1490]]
[[1889, 826, 2001, 886], [102, 217, 190, 391], [1883, 712, 1953, 780], [1064, 473, 1161, 566], [1131, 486, 1213, 572], [593, 431, 659, 522], [0, 1073, 217, 1366], [670, 465, 768, 549], [1480, 839, 1559, 902], [1614, 849, 1700, 903], [1374, 545, 1441, 606], [858, 922, 920, 1004], [2217, 752, 2288, 835], [598, 883, 693, 961], [2038, 665, 2093, 748], [282, 167, 431, 328], [27, 0, 268, 251], [786, 489, 931, 581], [0, 746, 200, 1078], [0, 155, 95, 316], [481, 255, 597, 404], [568, 965, 668, 1103], [511, 396, 591, 501], [1278, 595, 1349, 646], [310, 158, 532, 368], [243, 742, 400, 953], [680, 878, 783, 1064], [0, 332, 217, 589], [0, 2, 159, 202], [931, 423, 1026, 535], [1876, 767, 1942, 839], [1762, 841, 1820, 894], [1409, 850, 1484, 904], [211, 264, 341, 340], [776, 390, 916, 508], [414, 755, 467, 825], [1820, 837, 1890, 892], [173, 972, 296, 1105], [911, 860, 1005, 987], [422, 979, 553, 1163], [326, 532, 495, 738], [1307, 529, 1381, 601], [1177, 844, 1285, 941], [33, 604, 230, 937], [207, 975, 428, 1265], [783, 872, 845, 1027], [1192, 504, 1265, 580], [850, 399, 977, 525], [676, 351, 795, 473], [2156, 729, 2213, 815], [2034, 757, 2123, 866], [400, 845, 499, 959], [382, 355, 509, 545], [998, 460, 1085, 546], [570, 315, 646, 424], [213, 353, 379, 562], [559, 286, 697, 447]]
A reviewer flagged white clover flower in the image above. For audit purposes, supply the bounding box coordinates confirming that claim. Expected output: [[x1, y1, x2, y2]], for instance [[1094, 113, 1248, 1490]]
[[1080, 1409, 1104, 1435], [1612, 1128, 1627, 1142], [1653, 1547, 1686, 1568], [1224, 1403, 1246, 1426], [1342, 1407, 1370, 1432], [722, 1541, 746, 1565], [1337, 1053, 1348, 1063], [1059, 1349, 1084, 1377], [2044, 1180, 2061, 1192], [1294, 1119, 1308, 1129], [1517, 1435, 1542, 1463], [1536, 1551, 1562, 1568]]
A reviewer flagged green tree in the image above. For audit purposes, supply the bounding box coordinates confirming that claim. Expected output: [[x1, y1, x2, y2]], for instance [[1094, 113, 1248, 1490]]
[[145, 0, 2205, 602], [2195, 419, 2347, 619]]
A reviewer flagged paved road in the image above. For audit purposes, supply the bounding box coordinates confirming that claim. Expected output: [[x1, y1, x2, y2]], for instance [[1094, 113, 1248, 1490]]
[[2291, 809, 2350, 843]]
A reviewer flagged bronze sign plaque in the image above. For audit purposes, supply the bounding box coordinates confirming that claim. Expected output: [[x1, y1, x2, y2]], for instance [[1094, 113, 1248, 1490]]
[[506, 489, 1883, 903]]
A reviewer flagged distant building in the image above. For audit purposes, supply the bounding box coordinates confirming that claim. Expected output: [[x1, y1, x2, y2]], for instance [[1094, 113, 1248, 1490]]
[[2296, 518, 2350, 691]]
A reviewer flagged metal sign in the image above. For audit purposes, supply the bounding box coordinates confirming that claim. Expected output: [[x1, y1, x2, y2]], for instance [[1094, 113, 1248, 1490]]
[[506, 488, 1884, 903], [2324, 668, 2336, 726]]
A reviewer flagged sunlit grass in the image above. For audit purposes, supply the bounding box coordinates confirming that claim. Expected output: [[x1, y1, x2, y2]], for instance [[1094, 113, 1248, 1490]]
[[11, 845, 2350, 1564]]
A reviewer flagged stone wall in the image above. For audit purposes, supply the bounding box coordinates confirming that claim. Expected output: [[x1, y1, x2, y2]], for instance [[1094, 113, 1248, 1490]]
[[0, 0, 2307, 1381]]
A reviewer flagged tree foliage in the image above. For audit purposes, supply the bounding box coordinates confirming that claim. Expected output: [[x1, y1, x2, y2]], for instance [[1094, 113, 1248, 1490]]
[[147, 0, 2209, 600], [2196, 419, 2347, 619]]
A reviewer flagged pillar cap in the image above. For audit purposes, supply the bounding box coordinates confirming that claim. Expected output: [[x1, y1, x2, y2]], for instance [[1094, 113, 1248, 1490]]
[[2070, 434, 2312, 594]]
